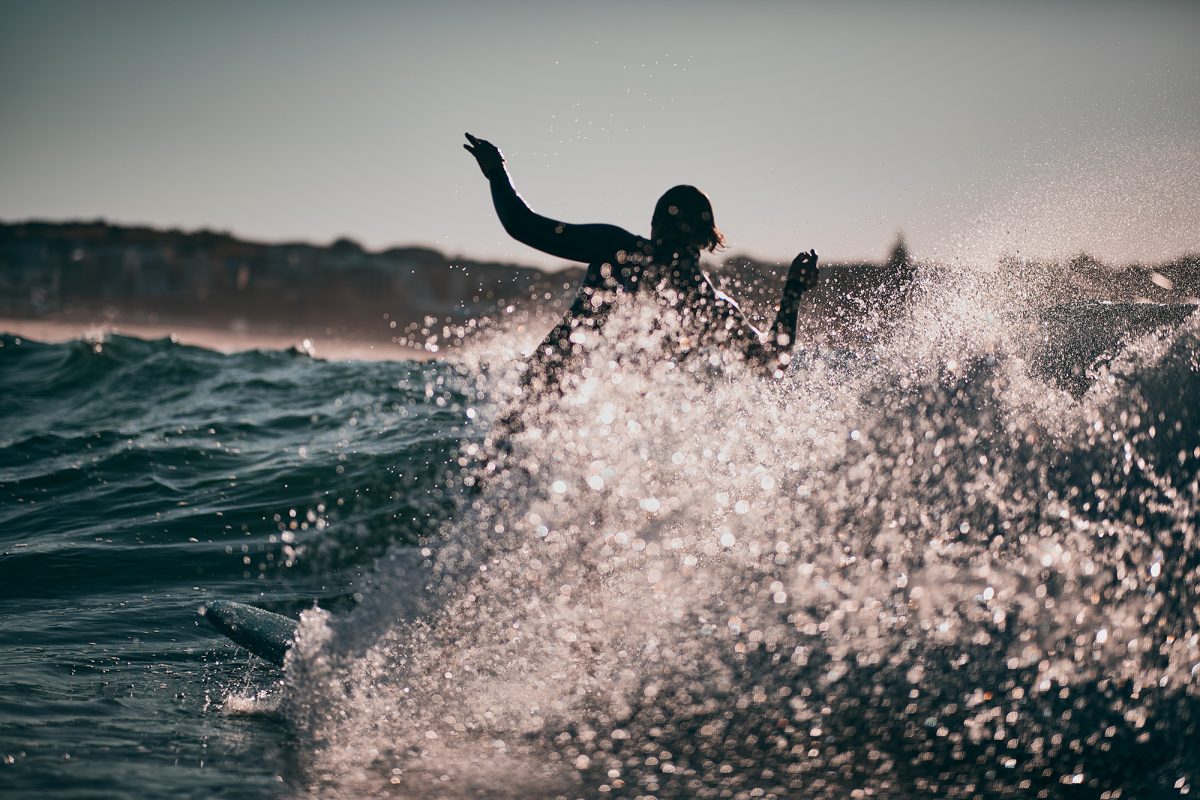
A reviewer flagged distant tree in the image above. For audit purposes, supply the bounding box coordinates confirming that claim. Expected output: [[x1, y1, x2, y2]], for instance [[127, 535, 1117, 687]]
[[886, 232, 917, 303], [331, 236, 365, 254], [886, 233, 910, 272]]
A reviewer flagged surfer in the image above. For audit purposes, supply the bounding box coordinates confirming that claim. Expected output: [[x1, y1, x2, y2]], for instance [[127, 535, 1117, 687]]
[[463, 132, 819, 393]]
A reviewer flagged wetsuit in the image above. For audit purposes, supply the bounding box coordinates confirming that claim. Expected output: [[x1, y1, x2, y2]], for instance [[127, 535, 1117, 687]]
[[484, 166, 768, 390], [639, 257, 770, 363]]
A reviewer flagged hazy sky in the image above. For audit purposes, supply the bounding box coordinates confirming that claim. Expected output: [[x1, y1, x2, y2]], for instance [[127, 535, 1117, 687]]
[[1, 0, 1197, 266]]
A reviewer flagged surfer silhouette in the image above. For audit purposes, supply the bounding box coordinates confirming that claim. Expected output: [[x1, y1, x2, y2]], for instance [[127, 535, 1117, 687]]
[[463, 132, 819, 394]]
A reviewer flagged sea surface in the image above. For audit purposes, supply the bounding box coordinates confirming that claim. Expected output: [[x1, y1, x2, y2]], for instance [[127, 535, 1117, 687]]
[[1, 274, 1199, 798]]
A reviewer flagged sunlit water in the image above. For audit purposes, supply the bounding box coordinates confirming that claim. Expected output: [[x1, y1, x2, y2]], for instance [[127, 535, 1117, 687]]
[[2, 260, 1197, 798]]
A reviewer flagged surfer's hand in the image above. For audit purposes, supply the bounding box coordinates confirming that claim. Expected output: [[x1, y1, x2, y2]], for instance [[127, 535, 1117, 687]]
[[463, 133, 505, 176], [788, 249, 819, 289]]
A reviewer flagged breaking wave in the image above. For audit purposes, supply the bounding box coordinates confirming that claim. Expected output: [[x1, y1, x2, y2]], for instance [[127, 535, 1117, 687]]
[[280, 262, 1200, 798]]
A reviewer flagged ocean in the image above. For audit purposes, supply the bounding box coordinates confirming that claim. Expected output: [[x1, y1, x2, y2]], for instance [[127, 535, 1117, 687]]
[[1, 273, 1198, 798]]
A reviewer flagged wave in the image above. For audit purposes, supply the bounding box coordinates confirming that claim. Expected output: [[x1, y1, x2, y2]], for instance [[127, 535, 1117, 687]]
[[0, 333, 472, 606], [268, 270, 1200, 797]]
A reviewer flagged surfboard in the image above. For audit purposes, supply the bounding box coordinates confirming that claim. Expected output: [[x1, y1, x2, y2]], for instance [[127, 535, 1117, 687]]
[[201, 600, 297, 667]]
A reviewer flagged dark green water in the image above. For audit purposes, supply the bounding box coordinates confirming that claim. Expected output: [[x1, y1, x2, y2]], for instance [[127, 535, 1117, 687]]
[[0, 334, 468, 798]]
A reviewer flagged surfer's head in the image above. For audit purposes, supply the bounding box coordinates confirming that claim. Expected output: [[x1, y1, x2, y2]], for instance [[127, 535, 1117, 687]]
[[651, 185, 725, 254]]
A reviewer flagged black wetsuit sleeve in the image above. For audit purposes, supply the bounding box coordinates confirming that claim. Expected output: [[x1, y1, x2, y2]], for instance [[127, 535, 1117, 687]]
[[486, 166, 636, 263]]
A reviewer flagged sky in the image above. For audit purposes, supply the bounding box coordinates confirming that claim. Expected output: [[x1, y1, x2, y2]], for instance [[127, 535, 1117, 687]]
[[1, 0, 1197, 267]]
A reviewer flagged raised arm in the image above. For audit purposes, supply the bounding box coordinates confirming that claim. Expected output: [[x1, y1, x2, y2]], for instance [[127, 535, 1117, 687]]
[[464, 133, 632, 264]]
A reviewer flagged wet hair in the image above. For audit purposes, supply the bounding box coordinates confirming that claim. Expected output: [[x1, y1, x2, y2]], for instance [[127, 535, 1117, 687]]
[[651, 185, 725, 253]]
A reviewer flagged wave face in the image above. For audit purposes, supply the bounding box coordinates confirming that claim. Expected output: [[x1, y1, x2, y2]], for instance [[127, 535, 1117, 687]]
[[1, 269, 1197, 798], [278, 270, 1200, 798]]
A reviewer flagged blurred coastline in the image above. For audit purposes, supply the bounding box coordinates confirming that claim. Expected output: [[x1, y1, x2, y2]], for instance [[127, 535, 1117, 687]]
[[2, 219, 1197, 357]]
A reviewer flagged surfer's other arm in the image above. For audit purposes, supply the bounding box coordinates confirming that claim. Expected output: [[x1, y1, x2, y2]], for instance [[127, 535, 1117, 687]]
[[746, 249, 819, 372], [768, 250, 818, 352], [464, 133, 631, 264]]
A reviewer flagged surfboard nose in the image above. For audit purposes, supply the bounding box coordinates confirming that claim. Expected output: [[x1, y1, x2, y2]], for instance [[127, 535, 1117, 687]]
[[200, 600, 297, 667]]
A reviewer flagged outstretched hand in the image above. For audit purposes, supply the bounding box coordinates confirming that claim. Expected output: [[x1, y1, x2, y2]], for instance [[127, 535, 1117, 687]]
[[463, 132, 505, 176], [788, 249, 819, 289]]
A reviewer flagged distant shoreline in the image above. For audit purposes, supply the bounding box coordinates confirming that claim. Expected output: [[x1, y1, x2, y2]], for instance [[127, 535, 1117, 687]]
[[3, 221, 1196, 364], [0, 316, 432, 362]]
